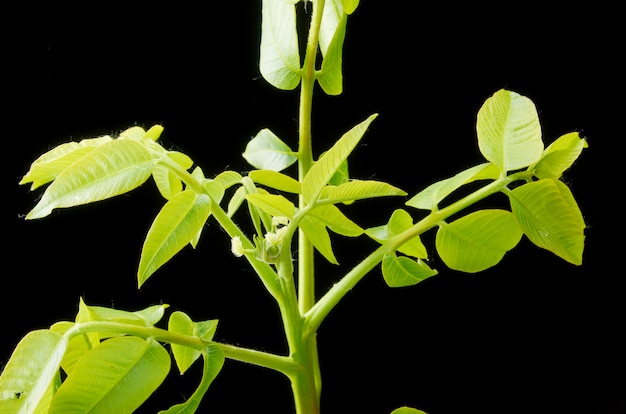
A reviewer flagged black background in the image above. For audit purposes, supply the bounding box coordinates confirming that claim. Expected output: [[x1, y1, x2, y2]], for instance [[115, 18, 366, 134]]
[[3, 2, 624, 413]]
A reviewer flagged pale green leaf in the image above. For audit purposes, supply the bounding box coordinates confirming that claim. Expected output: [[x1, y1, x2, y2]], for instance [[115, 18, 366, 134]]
[[319, 180, 406, 204], [152, 164, 183, 200], [246, 193, 296, 219], [26, 139, 158, 219], [0, 330, 67, 414], [365, 209, 427, 259], [213, 171, 243, 189], [509, 179, 585, 265], [406, 163, 499, 210], [303, 114, 377, 202], [227, 186, 248, 217], [20, 136, 113, 190], [532, 132, 588, 179], [49, 337, 170, 414], [300, 215, 337, 264], [144, 124, 164, 141], [167, 151, 194, 170], [341, 0, 359, 14], [477, 89, 543, 172], [260, 0, 301, 90], [249, 169, 301, 193], [158, 345, 224, 414], [307, 204, 362, 237], [138, 190, 212, 286], [118, 126, 147, 141], [382, 253, 437, 288], [243, 128, 297, 171], [391, 407, 427, 414], [436, 209, 523, 272], [50, 322, 87, 375], [168, 311, 218, 374], [318, 6, 347, 95]]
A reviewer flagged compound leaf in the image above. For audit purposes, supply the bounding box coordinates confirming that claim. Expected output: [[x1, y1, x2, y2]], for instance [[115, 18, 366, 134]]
[[436, 209, 523, 273], [26, 139, 158, 219], [49, 337, 170, 414], [138, 190, 212, 287], [477, 89, 543, 172], [509, 179, 585, 265]]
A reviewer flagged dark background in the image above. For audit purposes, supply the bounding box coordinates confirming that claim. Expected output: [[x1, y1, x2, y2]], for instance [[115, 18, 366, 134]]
[[3, 2, 624, 413]]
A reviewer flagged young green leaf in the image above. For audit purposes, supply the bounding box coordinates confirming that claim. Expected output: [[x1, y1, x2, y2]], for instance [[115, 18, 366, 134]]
[[78, 298, 169, 327], [509, 179, 585, 265], [48, 337, 170, 414], [243, 128, 297, 171], [366, 209, 427, 259], [435, 209, 523, 273], [340, 0, 360, 14], [318, 8, 347, 95], [382, 253, 437, 288], [532, 132, 588, 179], [0, 330, 67, 414], [168, 311, 218, 374], [307, 204, 363, 237], [406, 163, 499, 210], [246, 193, 296, 219], [249, 169, 301, 193], [319, 180, 406, 205], [391, 407, 427, 414], [26, 139, 159, 219], [303, 114, 378, 203], [138, 190, 212, 286], [213, 170, 243, 190], [477, 89, 543, 172], [260, 0, 301, 90], [152, 164, 183, 200], [158, 345, 224, 414], [20, 136, 113, 190], [299, 215, 338, 264]]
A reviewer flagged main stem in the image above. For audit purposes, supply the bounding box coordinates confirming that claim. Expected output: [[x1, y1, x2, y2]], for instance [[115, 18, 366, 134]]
[[292, 1, 325, 413]]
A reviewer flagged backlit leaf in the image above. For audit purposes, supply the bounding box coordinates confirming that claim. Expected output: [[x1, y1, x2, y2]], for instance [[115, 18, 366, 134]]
[[435, 209, 523, 272], [243, 129, 297, 171], [509, 179, 585, 265], [249, 169, 301, 193], [319, 180, 406, 204], [318, 5, 347, 95], [260, 0, 301, 90], [168, 311, 218, 374], [366, 209, 427, 259], [49, 337, 170, 414], [138, 190, 212, 286], [246, 193, 296, 219], [307, 204, 362, 237], [532, 132, 588, 179], [477, 89, 543, 172], [300, 215, 337, 264], [26, 139, 158, 219], [303, 114, 377, 203], [382, 253, 437, 288]]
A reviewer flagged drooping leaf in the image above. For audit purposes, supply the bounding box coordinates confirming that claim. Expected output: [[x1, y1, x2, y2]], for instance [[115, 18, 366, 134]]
[[243, 128, 297, 171], [260, 0, 301, 90], [303, 114, 377, 203], [0, 330, 67, 414], [382, 253, 437, 288], [158, 345, 224, 414], [168, 311, 218, 374], [26, 139, 159, 219], [246, 193, 296, 219], [476, 89, 543, 172], [152, 164, 183, 200], [249, 169, 301, 193], [299, 215, 337, 264], [138, 190, 212, 286], [366, 209, 427, 259], [318, 6, 347, 95], [406, 163, 499, 210], [50, 322, 87, 375], [532, 132, 588, 179], [435, 209, 523, 272], [319, 180, 406, 204], [509, 179, 585, 265], [20, 136, 113, 190], [48, 337, 170, 414]]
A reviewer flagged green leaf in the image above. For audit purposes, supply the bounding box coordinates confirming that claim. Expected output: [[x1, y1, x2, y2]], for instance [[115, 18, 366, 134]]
[[307, 204, 362, 237], [532, 132, 588, 179], [249, 169, 301, 193], [138, 190, 212, 286], [366, 209, 427, 259], [213, 170, 243, 190], [382, 253, 437, 288], [144, 124, 165, 141], [243, 128, 297, 171], [48, 337, 170, 414], [319, 180, 406, 204], [509, 179, 585, 265], [152, 164, 183, 200], [246, 193, 296, 219], [391, 407, 428, 414], [26, 138, 158, 219], [20, 136, 113, 190], [436, 209, 523, 272], [0, 330, 67, 414], [168, 311, 218, 374], [406, 163, 499, 210], [476, 89, 543, 172], [300, 215, 338, 264], [303, 114, 377, 203], [158, 345, 224, 414], [318, 6, 347, 95], [78, 298, 168, 327], [260, 0, 301, 90]]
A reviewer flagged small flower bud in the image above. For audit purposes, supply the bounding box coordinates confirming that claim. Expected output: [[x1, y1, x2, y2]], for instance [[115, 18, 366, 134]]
[[231, 236, 245, 257]]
